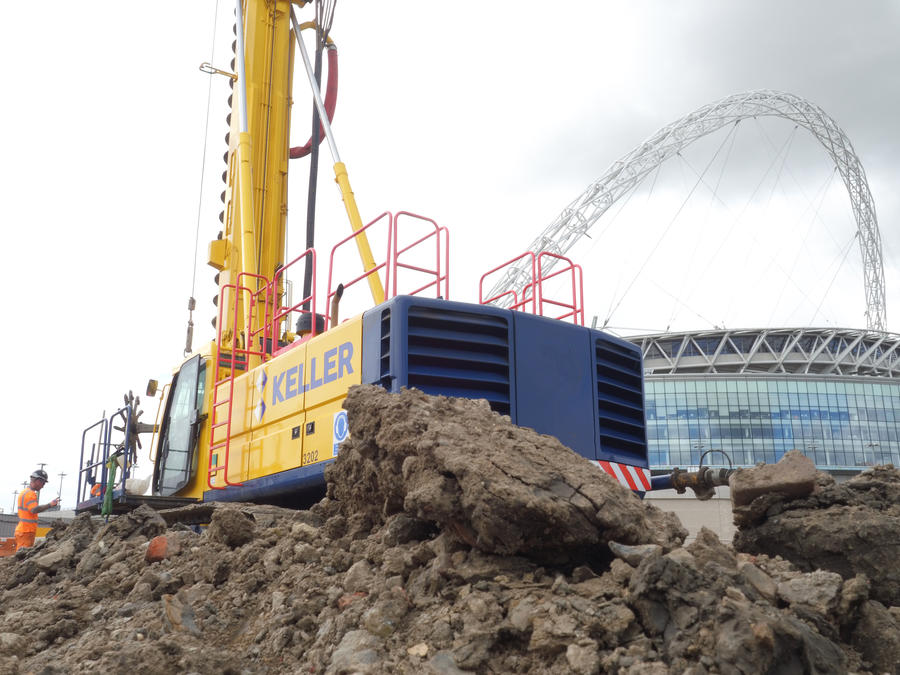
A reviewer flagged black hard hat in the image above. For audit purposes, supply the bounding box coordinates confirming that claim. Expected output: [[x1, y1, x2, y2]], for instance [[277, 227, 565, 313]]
[[30, 469, 49, 482]]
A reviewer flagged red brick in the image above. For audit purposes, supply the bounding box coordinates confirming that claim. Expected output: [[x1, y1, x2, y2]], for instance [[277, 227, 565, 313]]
[[146, 535, 169, 563], [337, 592, 367, 610]]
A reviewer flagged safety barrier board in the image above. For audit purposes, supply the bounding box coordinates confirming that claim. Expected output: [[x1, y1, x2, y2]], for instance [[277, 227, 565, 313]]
[[591, 460, 651, 492]]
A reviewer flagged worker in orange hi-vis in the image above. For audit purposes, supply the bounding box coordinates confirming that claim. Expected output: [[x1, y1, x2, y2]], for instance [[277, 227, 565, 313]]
[[15, 469, 60, 551]]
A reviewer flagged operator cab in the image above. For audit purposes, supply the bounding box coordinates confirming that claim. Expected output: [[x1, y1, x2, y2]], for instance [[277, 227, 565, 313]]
[[152, 354, 206, 496]]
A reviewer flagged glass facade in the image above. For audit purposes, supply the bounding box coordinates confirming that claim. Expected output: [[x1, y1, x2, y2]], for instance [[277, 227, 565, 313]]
[[644, 376, 900, 470]]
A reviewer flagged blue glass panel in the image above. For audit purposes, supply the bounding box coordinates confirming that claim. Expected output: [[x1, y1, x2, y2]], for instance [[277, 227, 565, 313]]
[[646, 375, 900, 472]]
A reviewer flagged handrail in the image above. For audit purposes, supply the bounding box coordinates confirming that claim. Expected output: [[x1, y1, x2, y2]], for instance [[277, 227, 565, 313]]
[[327, 211, 392, 327], [77, 406, 135, 506], [479, 252, 538, 314], [479, 251, 583, 324], [440, 225, 450, 299], [392, 212, 449, 299], [204, 208, 453, 494], [272, 248, 316, 350], [208, 278, 269, 489], [237, 271, 275, 362], [78, 418, 107, 504], [536, 252, 584, 325]]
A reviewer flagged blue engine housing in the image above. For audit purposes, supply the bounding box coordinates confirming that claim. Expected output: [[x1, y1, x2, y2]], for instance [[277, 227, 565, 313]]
[[361, 296, 648, 468]]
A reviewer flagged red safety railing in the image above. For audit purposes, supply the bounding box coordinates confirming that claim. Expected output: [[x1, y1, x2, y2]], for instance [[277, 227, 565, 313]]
[[327, 212, 392, 327], [327, 211, 452, 318], [479, 251, 584, 325], [208, 210, 453, 490], [479, 252, 538, 314], [243, 271, 277, 355], [271, 248, 317, 356], [208, 273, 270, 489], [536, 252, 584, 325], [392, 211, 449, 300]]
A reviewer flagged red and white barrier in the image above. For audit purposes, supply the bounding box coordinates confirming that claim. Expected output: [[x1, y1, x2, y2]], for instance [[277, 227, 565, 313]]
[[591, 460, 651, 492]]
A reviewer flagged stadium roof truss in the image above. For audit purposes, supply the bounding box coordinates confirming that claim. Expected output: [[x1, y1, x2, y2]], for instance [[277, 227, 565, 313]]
[[488, 90, 887, 331], [632, 328, 900, 378]]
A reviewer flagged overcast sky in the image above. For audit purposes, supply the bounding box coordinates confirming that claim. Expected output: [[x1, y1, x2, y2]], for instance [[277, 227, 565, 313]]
[[2, 1, 898, 509]]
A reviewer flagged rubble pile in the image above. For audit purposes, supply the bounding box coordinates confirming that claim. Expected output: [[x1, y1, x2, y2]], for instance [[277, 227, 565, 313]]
[[0, 385, 897, 674], [733, 462, 900, 608]]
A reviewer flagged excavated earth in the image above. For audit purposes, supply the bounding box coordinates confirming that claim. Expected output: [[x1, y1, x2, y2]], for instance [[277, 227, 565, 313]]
[[1, 385, 899, 674]]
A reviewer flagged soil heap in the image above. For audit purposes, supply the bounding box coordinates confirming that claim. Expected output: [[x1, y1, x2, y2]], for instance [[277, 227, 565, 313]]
[[1, 385, 898, 674]]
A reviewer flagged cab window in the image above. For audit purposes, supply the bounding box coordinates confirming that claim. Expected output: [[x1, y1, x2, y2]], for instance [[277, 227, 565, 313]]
[[155, 355, 204, 495]]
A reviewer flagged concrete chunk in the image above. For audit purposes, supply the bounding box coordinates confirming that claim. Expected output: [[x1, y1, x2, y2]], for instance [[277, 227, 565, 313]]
[[33, 540, 76, 573], [729, 450, 817, 507], [608, 541, 661, 567]]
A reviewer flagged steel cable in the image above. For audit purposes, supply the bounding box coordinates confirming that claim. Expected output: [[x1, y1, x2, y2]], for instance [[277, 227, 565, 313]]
[[603, 124, 739, 329], [186, 0, 221, 355]]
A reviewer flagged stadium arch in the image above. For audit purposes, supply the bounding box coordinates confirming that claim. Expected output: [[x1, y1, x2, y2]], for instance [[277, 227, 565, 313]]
[[487, 90, 887, 331]]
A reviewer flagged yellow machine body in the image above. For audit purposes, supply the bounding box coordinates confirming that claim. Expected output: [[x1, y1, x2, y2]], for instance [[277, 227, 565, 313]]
[[153, 313, 361, 502], [214, 317, 361, 488]]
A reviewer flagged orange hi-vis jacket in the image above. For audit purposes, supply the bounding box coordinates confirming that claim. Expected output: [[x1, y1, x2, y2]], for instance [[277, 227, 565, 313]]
[[15, 489, 39, 535]]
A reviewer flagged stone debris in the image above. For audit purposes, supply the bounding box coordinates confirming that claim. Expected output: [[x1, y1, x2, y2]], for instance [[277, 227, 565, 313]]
[[729, 449, 818, 507], [0, 385, 897, 674], [733, 461, 900, 608]]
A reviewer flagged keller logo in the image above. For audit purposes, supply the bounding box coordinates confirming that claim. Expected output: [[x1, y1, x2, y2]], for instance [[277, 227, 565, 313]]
[[270, 341, 354, 406]]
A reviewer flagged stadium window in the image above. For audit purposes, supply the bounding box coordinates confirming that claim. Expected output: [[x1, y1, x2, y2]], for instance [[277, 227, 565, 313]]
[[696, 338, 717, 355], [767, 335, 787, 352]]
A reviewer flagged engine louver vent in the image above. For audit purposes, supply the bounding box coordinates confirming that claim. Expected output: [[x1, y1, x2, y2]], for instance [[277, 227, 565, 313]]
[[377, 308, 391, 387], [595, 337, 647, 460], [405, 306, 511, 415]]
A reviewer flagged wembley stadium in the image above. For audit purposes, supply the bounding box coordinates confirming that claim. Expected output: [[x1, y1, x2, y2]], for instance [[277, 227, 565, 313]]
[[484, 91, 897, 480], [625, 327, 900, 473]]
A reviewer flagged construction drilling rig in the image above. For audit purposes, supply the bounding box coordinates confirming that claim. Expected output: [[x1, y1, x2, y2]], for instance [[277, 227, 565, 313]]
[[76, 0, 657, 514]]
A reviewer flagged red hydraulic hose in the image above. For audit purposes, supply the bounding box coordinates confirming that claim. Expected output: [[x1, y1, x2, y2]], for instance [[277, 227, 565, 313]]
[[290, 45, 338, 159]]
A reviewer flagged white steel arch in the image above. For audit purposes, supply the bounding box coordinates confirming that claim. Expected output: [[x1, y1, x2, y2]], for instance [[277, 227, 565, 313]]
[[487, 90, 887, 331]]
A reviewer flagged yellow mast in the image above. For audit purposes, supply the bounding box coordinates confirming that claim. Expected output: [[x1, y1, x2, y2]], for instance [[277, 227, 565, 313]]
[[208, 0, 299, 367], [208, 0, 384, 369]]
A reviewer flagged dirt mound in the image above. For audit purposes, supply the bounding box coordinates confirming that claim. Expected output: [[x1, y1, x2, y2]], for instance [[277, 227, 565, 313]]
[[730, 459, 900, 675], [0, 386, 898, 674], [733, 462, 900, 608], [328, 385, 686, 562]]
